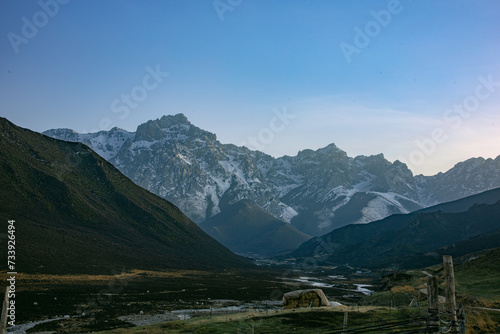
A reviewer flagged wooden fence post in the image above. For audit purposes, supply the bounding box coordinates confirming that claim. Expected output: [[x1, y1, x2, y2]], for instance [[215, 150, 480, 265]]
[[443, 255, 459, 333], [390, 291, 393, 312], [0, 287, 8, 334], [427, 275, 439, 334], [457, 304, 466, 334], [342, 311, 348, 334]]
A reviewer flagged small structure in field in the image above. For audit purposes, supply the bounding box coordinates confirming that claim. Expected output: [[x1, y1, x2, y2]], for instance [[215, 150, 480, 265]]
[[282, 289, 330, 309]]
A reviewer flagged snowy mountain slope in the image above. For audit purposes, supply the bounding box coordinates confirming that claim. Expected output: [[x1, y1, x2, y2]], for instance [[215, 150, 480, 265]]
[[415, 156, 500, 206], [43, 127, 134, 160], [109, 114, 291, 224], [44, 114, 500, 236], [276, 153, 421, 234]]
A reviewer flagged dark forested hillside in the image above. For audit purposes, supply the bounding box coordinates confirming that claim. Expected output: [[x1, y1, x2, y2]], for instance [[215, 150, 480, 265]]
[[0, 118, 252, 274]]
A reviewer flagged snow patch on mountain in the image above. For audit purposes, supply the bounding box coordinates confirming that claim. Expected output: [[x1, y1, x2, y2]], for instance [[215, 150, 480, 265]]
[[358, 194, 400, 224], [277, 204, 299, 223], [43, 127, 134, 160]]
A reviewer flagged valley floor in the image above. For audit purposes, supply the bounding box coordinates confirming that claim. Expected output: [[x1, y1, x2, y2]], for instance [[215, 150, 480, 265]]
[[3, 256, 499, 333], [99, 306, 426, 334], [1, 266, 375, 333]]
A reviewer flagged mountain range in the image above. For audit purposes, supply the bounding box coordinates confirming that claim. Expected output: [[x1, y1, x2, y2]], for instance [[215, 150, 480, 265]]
[[0, 117, 251, 274], [44, 114, 500, 237]]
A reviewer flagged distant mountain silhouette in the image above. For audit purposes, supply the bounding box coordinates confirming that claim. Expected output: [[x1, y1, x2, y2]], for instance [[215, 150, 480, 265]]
[[200, 200, 311, 256]]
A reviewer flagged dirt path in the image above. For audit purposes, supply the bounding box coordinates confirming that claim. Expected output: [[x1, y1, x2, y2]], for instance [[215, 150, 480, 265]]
[[472, 307, 500, 313]]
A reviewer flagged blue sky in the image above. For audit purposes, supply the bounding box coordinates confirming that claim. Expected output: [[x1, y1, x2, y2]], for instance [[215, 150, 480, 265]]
[[1, 0, 499, 175]]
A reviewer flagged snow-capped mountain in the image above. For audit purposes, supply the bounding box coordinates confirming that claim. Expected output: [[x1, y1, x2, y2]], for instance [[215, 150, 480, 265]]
[[415, 156, 500, 206], [43, 114, 500, 236], [274, 147, 422, 235], [109, 114, 291, 224], [43, 127, 134, 160]]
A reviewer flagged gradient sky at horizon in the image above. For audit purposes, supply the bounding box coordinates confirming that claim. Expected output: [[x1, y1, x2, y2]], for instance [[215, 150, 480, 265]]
[[1, 0, 499, 175]]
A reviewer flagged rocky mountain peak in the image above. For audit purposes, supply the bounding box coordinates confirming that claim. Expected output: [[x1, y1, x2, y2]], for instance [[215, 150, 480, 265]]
[[296, 143, 345, 158], [134, 113, 217, 143], [108, 126, 127, 133], [415, 155, 500, 206], [43, 128, 79, 140], [317, 143, 342, 153]]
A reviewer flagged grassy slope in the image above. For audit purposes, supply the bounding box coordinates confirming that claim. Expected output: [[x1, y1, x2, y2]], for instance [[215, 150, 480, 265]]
[[360, 249, 500, 333], [0, 117, 251, 274], [97, 307, 427, 334], [455, 248, 500, 301], [359, 248, 500, 305]]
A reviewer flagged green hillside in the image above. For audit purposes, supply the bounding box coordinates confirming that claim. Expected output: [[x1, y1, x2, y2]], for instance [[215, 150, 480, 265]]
[[455, 247, 500, 300], [0, 118, 252, 274]]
